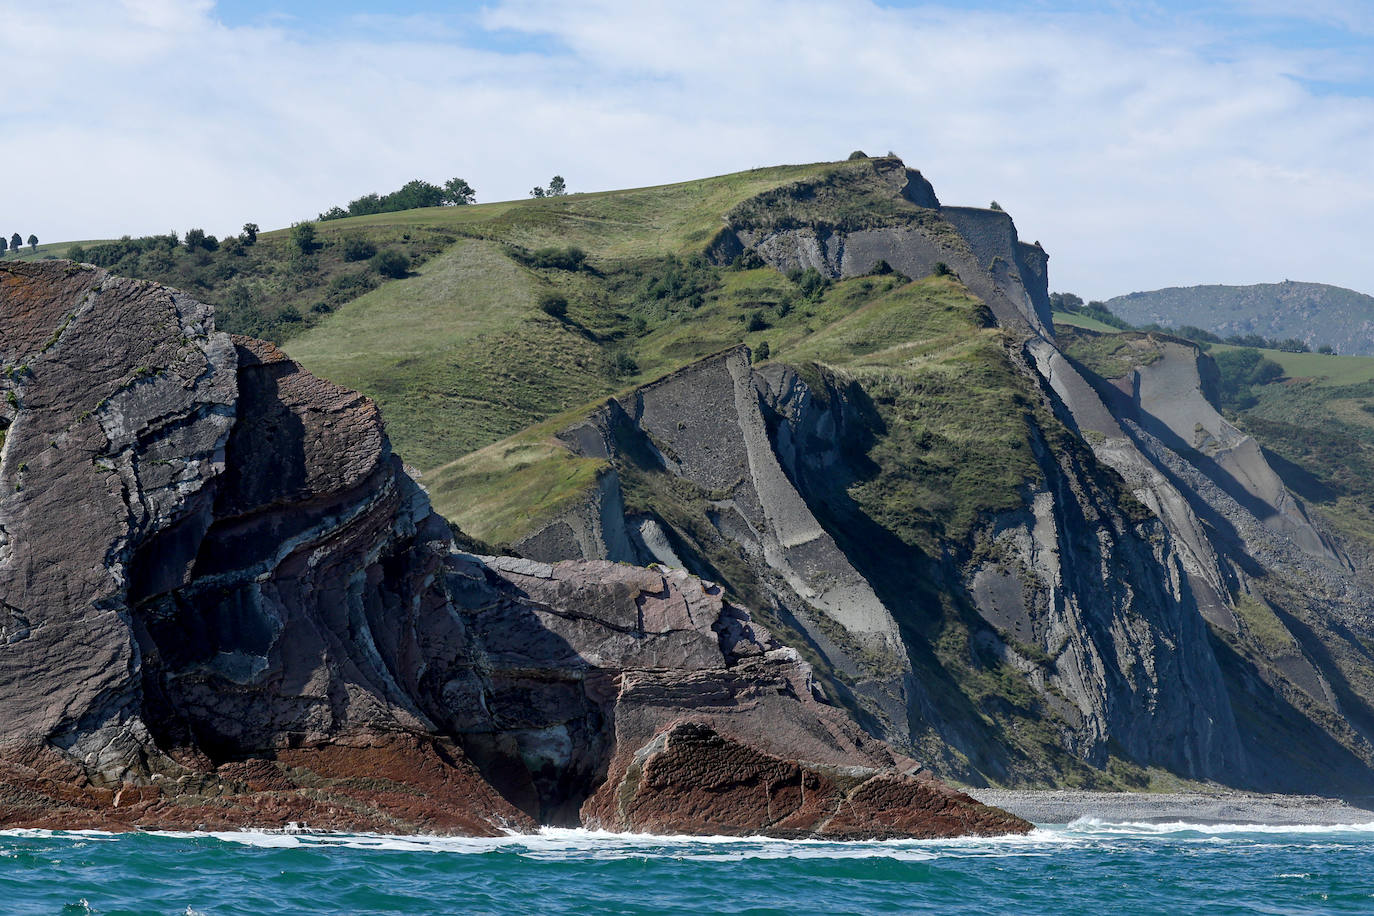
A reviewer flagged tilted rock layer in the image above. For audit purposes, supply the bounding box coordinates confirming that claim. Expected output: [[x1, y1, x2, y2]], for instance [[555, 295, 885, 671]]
[[0, 261, 1026, 838], [509, 165, 1374, 794]]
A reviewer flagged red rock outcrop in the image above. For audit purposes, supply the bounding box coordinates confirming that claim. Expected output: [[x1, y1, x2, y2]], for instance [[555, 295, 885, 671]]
[[585, 721, 1027, 839], [466, 559, 1029, 837], [0, 261, 1027, 838]]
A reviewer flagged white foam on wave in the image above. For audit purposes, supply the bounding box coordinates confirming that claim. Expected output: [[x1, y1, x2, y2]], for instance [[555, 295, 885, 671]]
[[1062, 817, 1374, 836], [6, 821, 1373, 862]]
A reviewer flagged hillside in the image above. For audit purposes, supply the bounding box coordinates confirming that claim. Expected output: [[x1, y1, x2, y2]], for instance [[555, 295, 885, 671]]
[[39, 156, 1374, 795], [1106, 282, 1374, 356], [321, 159, 1374, 794]]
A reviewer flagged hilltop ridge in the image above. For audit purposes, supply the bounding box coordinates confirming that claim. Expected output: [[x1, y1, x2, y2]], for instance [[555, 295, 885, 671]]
[[1106, 281, 1374, 356]]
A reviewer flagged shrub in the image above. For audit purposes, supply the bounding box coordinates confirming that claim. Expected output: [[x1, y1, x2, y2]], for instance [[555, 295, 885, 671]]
[[754, 340, 771, 361], [1213, 347, 1286, 410], [371, 249, 410, 279], [933, 261, 955, 277], [67, 244, 87, 262], [609, 349, 639, 377], [792, 267, 831, 301], [868, 259, 893, 275], [291, 221, 317, 254], [746, 310, 769, 332], [342, 236, 377, 262], [538, 293, 568, 319], [519, 246, 587, 271], [731, 249, 765, 270], [847, 150, 868, 160]]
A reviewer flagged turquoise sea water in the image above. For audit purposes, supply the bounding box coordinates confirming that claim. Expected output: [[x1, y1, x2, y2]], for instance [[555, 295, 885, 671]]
[[3, 820, 1373, 915]]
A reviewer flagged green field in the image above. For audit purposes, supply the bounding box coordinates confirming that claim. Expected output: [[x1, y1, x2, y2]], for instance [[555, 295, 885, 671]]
[[1206, 344, 1374, 388], [1051, 309, 1130, 334]]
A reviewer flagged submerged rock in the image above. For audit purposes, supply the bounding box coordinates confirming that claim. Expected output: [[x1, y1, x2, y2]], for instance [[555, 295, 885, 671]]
[[0, 261, 1025, 838]]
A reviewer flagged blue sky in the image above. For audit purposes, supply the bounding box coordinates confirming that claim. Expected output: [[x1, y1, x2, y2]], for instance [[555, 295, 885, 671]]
[[2, 0, 1372, 298]]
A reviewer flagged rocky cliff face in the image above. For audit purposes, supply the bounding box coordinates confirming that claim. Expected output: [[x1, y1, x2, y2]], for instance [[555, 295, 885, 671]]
[[0, 260, 1027, 838], [709, 158, 1053, 336], [507, 171, 1374, 794]]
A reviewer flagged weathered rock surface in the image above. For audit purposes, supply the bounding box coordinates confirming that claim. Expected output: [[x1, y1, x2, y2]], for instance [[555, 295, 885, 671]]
[[0, 260, 1024, 838], [511, 169, 1374, 795], [586, 721, 1023, 839]]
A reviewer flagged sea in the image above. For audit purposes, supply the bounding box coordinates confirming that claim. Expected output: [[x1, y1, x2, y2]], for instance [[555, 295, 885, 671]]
[[3, 819, 1373, 915]]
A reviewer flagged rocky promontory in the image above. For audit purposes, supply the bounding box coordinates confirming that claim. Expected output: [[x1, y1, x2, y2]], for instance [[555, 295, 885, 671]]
[[0, 261, 1026, 838]]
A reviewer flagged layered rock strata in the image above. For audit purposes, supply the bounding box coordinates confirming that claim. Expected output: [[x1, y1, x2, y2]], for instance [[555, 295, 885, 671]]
[[0, 261, 1026, 838], [510, 166, 1374, 794]]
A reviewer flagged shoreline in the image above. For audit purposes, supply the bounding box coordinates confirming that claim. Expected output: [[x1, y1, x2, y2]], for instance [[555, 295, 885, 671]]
[[964, 788, 1374, 826]]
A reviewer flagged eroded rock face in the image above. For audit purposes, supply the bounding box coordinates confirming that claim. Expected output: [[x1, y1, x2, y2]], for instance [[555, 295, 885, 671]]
[[0, 261, 1020, 838], [585, 722, 1026, 839], [508, 167, 1374, 794]]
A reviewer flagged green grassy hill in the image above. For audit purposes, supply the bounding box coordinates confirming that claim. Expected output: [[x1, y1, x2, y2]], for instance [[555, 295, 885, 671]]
[[284, 159, 902, 472]]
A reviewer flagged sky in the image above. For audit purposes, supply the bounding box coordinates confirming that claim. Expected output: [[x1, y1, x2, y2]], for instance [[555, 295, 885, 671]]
[[2, 1, 1372, 299]]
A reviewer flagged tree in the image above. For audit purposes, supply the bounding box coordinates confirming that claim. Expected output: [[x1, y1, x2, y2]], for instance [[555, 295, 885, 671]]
[[0, 237, 7, 257], [443, 177, 476, 205], [1050, 292, 1084, 312], [529, 186, 546, 198], [9, 233, 20, 253], [27, 234, 37, 251], [847, 150, 868, 160], [989, 201, 1004, 211], [241, 223, 259, 245], [184, 228, 207, 250], [291, 221, 317, 255], [546, 175, 567, 196], [388, 179, 446, 210]]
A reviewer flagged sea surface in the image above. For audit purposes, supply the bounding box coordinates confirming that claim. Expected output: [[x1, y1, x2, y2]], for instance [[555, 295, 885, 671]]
[[3, 819, 1373, 915]]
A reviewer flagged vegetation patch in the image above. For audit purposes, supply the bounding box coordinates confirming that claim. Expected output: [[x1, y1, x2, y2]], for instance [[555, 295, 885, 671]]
[[428, 437, 605, 549], [1055, 327, 1165, 380]]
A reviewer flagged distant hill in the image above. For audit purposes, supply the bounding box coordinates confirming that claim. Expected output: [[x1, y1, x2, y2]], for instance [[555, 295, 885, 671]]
[[1106, 281, 1374, 356]]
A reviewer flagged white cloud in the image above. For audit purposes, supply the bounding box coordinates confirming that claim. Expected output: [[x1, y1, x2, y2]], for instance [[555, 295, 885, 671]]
[[0, 0, 1371, 298]]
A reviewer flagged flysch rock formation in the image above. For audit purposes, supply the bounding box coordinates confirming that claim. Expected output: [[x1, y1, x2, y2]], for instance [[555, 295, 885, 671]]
[[0, 260, 1028, 838], [514, 164, 1374, 794]]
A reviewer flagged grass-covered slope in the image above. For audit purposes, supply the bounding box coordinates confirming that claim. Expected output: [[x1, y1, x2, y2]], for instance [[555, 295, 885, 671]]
[[285, 158, 916, 471]]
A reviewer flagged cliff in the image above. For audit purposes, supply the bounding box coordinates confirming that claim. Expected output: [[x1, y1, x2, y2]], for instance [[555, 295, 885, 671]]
[[0, 260, 1027, 838], [466, 171, 1374, 794]]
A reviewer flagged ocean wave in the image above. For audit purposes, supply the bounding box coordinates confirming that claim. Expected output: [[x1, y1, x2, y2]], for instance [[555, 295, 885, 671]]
[[7, 820, 1372, 863], [1062, 817, 1374, 836]]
